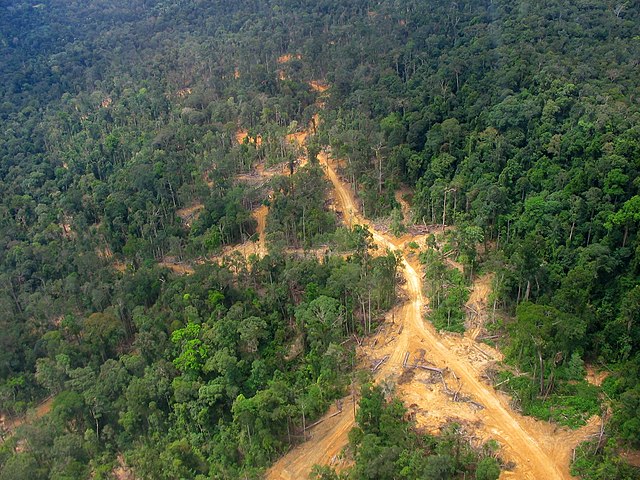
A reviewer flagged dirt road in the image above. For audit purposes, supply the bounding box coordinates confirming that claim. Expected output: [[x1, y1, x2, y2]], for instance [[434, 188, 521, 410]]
[[1, 396, 54, 442], [268, 150, 587, 480]]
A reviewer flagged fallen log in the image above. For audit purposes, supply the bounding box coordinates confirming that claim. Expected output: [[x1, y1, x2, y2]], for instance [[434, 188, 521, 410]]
[[440, 375, 453, 394], [372, 355, 390, 372], [468, 400, 484, 409], [413, 365, 444, 374], [494, 377, 511, 388], [478, 334, 501, 341], [403, 352, 410, 368], [472, 343, 492, 359], [465, 304, 480, 315], [305, 409, 343, 430]]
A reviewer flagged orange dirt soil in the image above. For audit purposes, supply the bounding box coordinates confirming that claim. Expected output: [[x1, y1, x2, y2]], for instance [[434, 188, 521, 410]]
[[253, 204, 268, 257], [286, 130, 308, 147], [112, 453, 136, 480], [159, 258, 195, 275], [277, 53, 302, 64], [112, 259, 127, 273], [465, 273, 494, 340], [235, 129, 263, 146], [176, 203, 204, 228], [173, 119, 318, 271], [267, 145, 597, 480], [1, 397, 54, 441], [138, 84, 598, 480], [585, 364, 610, 387], [309, 80, 329, 93], [394, 187, 413, 222], [620, 449, 640, 468]]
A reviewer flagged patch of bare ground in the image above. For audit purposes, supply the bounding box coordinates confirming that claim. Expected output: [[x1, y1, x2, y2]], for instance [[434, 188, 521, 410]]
[[112, 453, 136, 480], [585, 364, 610, 387], [159, 257, 195, 275], [60, 215, 75, 239], [1, 397, 54, 442], [286, 130, 308, 147], [113, 259, 127, 273], [176, 88, 192, 98], [620, 448, 640, 468], [465, 273, 494, 340], [266, 398, 356, 480], [394, 187, 413, 222], [235, 129, 262, 146], [176, 203, 204, 228], [277, 53, 302, 64], [309, 80, 329, 93]]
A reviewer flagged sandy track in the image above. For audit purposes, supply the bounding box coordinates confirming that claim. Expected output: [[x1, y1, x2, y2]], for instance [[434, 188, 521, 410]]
[[268, 400, 356, 480], [1, 397, 54, 442], [267, 151, 588, 480], [254, 204, 268, 257]]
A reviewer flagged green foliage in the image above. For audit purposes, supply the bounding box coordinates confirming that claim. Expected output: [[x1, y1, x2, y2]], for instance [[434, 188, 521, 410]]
[[390, 208, 406, 237], [613, 383, 640, 448], [171, 322, 209, 375], [475, 457, 500, 480], [267, 164, 336, 247], [496, 372, 600, 429], [572, 438, 640, 480], [421, 249, 469, 332]]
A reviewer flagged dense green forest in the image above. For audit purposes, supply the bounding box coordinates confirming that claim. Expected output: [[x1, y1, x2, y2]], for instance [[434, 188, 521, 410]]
[[1, 0, 639, 478]]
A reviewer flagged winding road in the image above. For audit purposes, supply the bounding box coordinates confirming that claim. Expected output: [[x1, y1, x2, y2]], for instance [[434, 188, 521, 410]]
[[266, 149, 590, 480]]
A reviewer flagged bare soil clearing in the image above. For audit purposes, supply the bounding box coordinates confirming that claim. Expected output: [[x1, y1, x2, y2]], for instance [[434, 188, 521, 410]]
[[267, 399, 356, 480], [585, 364, 610, 387], [1, 396, 54, 441], [159, 258, 195, 275], [235, 129, 262, 146], [466, 273, 494, 339], [277, 53, 302, 64], [394, 187, 412, 222], [309, 80, 329, 93], [112, 453, 136, 480], [176, 203, 204, 228], [286, 130, 308, 147], [251, 204, 268, 258], [620, 449, 640, 468]]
